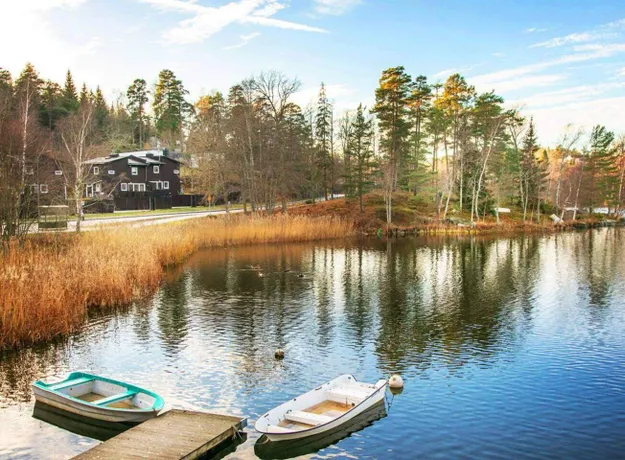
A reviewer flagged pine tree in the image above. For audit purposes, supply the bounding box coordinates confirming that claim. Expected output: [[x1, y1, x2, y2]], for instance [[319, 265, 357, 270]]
[[39, 80, 63, 129], [153, 69, 192, 150], [347, 104, 375, 213], [372, 66, 412, 191], [93, 86, 109, 136], [587, 125, 616, 210], [62, 70, 79, 114], [126, 78, 149, 147], [406, 75, 432, 195], [14, 63, 42, 105], [79, 83, 90, 107], [315, 82, 333, 200]]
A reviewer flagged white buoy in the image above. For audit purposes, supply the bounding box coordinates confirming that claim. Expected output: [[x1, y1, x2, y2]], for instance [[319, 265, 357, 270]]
[[275, 348, 285, 359], [389, 374, 404, 389]]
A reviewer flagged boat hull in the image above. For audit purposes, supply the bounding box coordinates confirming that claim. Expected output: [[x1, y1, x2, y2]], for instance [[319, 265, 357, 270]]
[[257, 375, 388, 442], [32, 386, 159, 423]]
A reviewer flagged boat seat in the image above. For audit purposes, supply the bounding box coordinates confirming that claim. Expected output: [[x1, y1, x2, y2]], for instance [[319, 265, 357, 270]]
[[93, 391, 137, 406], [327, 387, 371, 405], [285, 410, 333, 426], [266, 425, 292, 433], [49, 377, 94, 391]]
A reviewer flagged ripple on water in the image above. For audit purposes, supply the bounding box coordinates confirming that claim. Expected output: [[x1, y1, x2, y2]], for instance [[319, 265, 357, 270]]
[[1, 231, 625, 459]]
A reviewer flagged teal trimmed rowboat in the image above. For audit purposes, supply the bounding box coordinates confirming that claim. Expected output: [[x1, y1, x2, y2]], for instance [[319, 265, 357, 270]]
[[32, 372, 164, 423]]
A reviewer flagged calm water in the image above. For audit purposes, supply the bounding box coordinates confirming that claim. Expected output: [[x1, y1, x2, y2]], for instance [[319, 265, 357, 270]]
[[1, 230, 625, 459]]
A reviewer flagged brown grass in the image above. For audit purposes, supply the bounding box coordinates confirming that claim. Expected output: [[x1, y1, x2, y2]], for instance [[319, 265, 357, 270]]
[[0, 214, 352, 349]]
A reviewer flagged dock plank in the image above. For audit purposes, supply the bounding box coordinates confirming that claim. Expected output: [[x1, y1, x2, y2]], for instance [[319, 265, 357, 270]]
[[72, 410, 246, 460]]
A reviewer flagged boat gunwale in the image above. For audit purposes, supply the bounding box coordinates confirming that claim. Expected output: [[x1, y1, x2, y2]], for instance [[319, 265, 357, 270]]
[[255, 374, 388, 437], [32, 371, 165, 413]]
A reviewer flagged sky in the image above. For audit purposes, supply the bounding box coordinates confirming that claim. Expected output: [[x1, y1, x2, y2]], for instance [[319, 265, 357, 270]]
[[2, 0, 625, 145]]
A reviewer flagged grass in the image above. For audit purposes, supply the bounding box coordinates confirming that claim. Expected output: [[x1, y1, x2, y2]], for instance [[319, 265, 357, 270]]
[[0, 214, 352, 349]]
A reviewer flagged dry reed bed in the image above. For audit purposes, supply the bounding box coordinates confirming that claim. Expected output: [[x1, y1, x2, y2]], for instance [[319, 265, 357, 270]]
[[0, 215, 352, 349]]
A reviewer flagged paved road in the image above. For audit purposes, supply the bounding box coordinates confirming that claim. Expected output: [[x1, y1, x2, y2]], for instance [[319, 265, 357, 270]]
[[36, 208, 244, 232], [34, 195, 345, 232]]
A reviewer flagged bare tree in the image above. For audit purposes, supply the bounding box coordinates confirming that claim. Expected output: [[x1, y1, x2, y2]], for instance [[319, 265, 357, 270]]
[[554, 124, 583, 216], [57, 103, 98, 232]]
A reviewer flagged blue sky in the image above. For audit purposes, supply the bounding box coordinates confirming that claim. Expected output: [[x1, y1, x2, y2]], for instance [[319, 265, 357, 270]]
[[3, 0, 625, 145]]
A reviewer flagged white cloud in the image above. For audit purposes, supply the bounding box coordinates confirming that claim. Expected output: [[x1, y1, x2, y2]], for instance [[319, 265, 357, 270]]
[[431, 65, 477, 80], [511, 82, 625, 109], [0, 0, 97, 81], [492, 52, 506, 58], [529, 96, 625, 145], [293, 83, 357, 109], [471, 43, 625, 94], [531, 32, 617, 48], [525, 27, 547, 33], [224, 31, 261, 49], [140, 0, 327, 44], [314, 0, 360, 15]]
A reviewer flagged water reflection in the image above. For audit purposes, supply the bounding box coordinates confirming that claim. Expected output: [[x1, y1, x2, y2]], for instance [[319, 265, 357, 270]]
[[2, 229, 625, 459], [254, 401, 387, 459]]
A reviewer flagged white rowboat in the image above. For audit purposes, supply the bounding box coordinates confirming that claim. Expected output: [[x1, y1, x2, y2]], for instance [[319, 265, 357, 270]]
[[255, 374, 387, 441], [32, 372, 164, 424]]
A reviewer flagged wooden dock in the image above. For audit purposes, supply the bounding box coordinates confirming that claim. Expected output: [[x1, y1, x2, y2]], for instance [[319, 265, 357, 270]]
[[73, 409, 247, 460]]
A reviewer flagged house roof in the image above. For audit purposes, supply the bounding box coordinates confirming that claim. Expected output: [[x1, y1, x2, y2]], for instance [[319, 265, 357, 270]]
[[84, 149, 180, 166]]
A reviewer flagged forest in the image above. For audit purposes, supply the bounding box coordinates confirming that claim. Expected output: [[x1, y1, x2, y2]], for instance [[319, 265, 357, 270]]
[[1, 62, 625, 240]]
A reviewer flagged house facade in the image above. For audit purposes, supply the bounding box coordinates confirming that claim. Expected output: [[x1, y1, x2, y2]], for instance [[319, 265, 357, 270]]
[[84, 150, 182, 210]]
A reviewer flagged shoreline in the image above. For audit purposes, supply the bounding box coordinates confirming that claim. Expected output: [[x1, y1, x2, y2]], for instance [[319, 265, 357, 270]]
[[2, 211, 622, 351]]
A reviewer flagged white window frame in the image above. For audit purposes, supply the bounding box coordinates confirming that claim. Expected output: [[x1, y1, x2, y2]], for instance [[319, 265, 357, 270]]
[[54, 170, 63, 176], [130, 183, 146, 192], [108, 169, 115, 175], [93, 166, 100, 175], [163, 181, 169, 190], [153, 165, 160, 174], [95, 183, 101, 193], [173, 169, 180, 175], [39, 184, 48, 194], [121, 183, 128, 192], [131, 166, 138, 176]]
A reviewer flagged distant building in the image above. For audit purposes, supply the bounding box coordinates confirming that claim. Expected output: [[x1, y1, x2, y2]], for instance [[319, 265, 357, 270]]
[[84, 150, 183, 210]]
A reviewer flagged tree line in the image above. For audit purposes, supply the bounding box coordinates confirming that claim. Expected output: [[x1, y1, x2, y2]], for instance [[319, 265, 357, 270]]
[[1, 61, 625, 240]]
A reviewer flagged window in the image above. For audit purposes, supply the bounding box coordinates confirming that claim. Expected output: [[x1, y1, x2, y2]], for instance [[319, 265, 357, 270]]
[[95, 183, 101, 193], [173, 169, 180, 175], [130, 183, 146, 192], [163, 181, 169, 190], [154, 181, 162, 190], [153, 165, 160, 174], [108, 170, 115, 175], [54, 170, 63, 176], [39, 184, 48, 194], [93, 166, 99, 175], [121, 183, 128, 192], [131, 166, 138, 176]]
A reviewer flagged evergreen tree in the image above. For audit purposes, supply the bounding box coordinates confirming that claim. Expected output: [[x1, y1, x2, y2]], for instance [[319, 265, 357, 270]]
[[435, 73, 475, 209], [347, 104, 375, 212], [372, 66, 412, 191], [79, 82, 90, 107], [126, 78, 149, 147], [315, 82, 333, 200], [93, 86, 109, 136], [406, 75, 432, 194], [153, 69, 192, 150], [14, 63, 42, 105], [39, 80, 63, 129], [61, 70, 79, 114], [587, 125, 616, 210]]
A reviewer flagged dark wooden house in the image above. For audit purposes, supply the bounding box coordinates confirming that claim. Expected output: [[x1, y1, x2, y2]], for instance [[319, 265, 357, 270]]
[[84, 150, 182, 210]]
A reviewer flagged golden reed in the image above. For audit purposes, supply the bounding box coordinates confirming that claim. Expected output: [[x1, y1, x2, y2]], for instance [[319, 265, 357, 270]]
[[0, 215, 352, 349]]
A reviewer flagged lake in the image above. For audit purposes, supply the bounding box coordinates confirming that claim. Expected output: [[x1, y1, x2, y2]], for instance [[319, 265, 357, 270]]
[[1, 229, 625, 459]]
